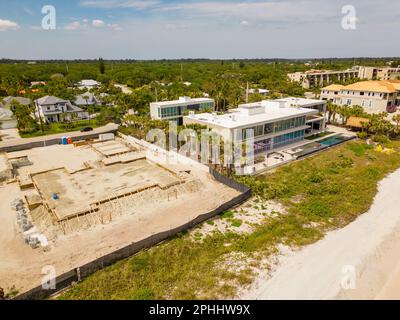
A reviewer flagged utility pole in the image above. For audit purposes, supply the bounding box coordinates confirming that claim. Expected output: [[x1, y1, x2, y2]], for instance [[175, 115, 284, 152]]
[[246, 81, 249, 103], [65, 63, 69, 73], [180, 64, 183, 82], [155, 87, 158, 102], [34, 101, 45, 134]]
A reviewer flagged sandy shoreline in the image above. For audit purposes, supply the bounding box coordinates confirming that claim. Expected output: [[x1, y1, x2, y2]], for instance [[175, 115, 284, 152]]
[[241, 168, 400, 300]]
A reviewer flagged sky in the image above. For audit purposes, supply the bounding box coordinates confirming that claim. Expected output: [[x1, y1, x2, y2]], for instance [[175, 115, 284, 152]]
[[0, 0, 399, 60]]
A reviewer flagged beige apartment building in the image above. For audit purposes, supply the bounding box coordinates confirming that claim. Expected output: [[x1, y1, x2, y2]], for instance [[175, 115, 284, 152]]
[[289, 66, 400, 89], [320, 80, 400, 114], [358, 66, 400, 81], [288, 68, 359, 89]]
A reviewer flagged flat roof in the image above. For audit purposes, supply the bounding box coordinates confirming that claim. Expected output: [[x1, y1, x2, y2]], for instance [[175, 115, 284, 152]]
[[274, 97, 326, 106], [151, 97, 214, 107], [185, 105, 318, 129]]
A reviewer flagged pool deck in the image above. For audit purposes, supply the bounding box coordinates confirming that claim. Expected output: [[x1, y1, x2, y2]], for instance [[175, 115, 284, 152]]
[[251, 127, 357, 175]]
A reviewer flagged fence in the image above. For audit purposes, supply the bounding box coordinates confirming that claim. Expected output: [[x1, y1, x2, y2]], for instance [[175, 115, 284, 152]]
[[13, 169, 251, 300], [0, 125, 119, 153]]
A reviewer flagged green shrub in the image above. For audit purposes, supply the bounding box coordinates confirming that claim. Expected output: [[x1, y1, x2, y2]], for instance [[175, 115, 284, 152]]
[[133, 287, 155, 300], [347, 142, 372, 156], [231, 219, 243, 228], [372, 135, 390, 145], [221, 211, 234, 219], [304, 200, 331, 218], [307, 172, 325, 183], [357, 131, 368, 140]]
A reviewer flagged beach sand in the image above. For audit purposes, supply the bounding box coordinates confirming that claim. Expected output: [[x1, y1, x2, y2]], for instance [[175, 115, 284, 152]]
[[241, 168, 400, 300]]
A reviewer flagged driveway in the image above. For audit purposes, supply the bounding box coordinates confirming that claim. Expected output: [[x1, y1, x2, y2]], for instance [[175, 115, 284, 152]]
[[0, 128, 21, 141]]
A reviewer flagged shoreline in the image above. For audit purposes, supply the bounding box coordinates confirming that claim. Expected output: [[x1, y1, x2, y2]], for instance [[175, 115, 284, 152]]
[[241, 168, 400, 300]]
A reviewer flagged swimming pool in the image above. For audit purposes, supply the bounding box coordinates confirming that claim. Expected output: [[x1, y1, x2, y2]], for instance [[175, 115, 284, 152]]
[[319, 135, 348, 147], [292, 134, 355, 158]]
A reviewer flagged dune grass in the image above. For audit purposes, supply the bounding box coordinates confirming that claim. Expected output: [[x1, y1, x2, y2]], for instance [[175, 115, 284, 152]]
[[59, 140, 400, 300]]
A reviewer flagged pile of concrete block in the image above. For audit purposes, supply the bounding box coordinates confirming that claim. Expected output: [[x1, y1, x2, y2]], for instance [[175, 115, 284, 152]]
[[11, 199, 48, 249]]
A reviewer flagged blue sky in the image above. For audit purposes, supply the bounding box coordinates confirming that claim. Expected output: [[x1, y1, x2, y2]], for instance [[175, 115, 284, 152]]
[[0, 0, 399, 59]]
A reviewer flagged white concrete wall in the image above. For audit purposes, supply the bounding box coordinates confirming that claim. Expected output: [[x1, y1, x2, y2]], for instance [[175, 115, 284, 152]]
[[120, 133, 210, 173]]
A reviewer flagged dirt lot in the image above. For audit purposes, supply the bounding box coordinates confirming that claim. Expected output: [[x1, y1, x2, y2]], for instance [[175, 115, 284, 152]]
[[32, 159, 180, 219], [0, 140, 240, 295]]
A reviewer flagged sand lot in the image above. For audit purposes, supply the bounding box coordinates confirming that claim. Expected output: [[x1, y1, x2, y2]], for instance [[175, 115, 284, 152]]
[[241, 168, 400, 300], [0, 141, 240, 294]]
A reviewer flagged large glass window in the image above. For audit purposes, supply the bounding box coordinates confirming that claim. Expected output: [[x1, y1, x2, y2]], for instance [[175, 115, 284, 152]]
[[241, 125, 264, 139], [273, 130, 305, 148], [273, 116, 306, 133], [159, 106, 181, 118], [239, 116, 306, 140]]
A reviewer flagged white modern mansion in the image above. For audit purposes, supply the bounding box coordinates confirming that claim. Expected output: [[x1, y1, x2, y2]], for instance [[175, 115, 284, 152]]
[[320, 80, 400, 113], [150, 96, 215, 125], [183, 98, 326, 156]]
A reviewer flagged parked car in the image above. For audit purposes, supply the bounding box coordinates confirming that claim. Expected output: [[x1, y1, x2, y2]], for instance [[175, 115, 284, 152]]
[[80, 127, 93, 132]]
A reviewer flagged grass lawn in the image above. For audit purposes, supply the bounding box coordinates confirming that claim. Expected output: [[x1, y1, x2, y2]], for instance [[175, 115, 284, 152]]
[[20, 120, 102, 138], [59, 140, 400, 300]]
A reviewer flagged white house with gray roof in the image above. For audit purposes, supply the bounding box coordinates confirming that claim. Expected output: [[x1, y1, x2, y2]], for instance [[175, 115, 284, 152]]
[[75, 92, 102, 107], [77, 79, 101, 90], [34, 96, 88, 123]]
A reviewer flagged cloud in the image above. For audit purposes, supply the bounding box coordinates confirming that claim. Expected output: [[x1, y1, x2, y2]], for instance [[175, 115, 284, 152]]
[[0, 19, 20, 31], [92, 19, 106, 28], [240, 20, 249, 26], [80, 0, 160, 9], [23, 7, 35, 16], [107, 23, 122, 31], [64, 21, 81, 30], [155, 1, 342, 24]]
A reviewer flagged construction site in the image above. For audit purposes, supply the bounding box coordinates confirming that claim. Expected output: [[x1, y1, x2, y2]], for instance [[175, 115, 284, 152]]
[[0, 135, 241, 294]]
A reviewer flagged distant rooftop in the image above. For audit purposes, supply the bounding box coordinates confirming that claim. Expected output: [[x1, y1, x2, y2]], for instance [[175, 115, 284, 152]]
[[78, 79, 101, 87], [1, 96, 31, 107], [323, 80, 400, 94], [321, 84, 346, 91]]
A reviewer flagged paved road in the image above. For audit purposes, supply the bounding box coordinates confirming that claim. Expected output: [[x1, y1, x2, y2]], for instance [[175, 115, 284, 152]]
[[0, 123, 119, 152]]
